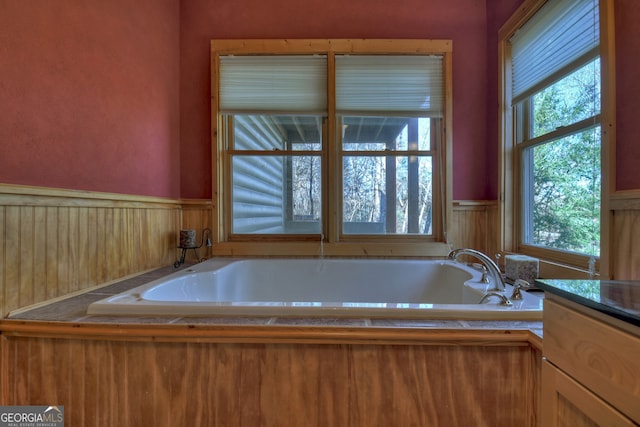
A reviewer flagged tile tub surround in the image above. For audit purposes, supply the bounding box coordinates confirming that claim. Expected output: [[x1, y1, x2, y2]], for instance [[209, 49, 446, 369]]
[[4, 263, 543, 340]]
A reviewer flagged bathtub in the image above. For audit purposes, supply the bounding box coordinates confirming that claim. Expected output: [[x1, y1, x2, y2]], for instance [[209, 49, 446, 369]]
[[87, 258, 543, 319]]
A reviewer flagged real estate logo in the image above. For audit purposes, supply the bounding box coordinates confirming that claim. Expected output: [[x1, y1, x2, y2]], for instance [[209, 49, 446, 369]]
[[0, 406, 64, 427]]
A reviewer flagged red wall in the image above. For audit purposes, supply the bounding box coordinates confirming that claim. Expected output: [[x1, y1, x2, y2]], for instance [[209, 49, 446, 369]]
[[486, 0, 527, 198], [615, 0, 640, 191], [180, 0, 518, 200], [3, 1, 637, 200], [0, 0, 181, 198]]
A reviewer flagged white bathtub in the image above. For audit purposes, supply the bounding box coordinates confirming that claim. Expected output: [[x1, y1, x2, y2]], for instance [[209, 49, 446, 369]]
[[87, 258, 543, 319]]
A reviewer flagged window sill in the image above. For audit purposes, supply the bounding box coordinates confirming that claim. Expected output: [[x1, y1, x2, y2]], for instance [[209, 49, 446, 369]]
[[503, 249, 598, 280], [212, 241, 452, 258]]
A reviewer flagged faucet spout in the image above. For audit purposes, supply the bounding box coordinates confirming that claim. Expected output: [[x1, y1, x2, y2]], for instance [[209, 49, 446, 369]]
[[448, 248, 506, 292]]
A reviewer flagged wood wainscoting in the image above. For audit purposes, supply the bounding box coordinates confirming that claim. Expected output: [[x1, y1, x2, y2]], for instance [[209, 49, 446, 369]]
[[451, 200, 499, 257], [0, 190, 496, 318], [181, 199, 213, 232], [611, 191, 640, 280], [0, 185, 182, 318], [0, 323, 541, 427], [5, 185, 639, 317], [176, 193, 640, 280]]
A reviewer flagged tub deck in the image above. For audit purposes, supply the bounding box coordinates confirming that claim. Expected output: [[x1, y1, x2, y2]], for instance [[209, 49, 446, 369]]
[[6, 263, 543, 336], [84, 258, 544, 319], [1, 264, 544, 426]]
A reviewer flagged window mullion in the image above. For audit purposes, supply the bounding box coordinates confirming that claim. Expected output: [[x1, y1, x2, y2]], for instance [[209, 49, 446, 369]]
[[325, 52, 338, 243], [518, 114, 602, 150], [384, 147, 396, 233], [227, 150, 319, 156], [222, 116, 233, 241], [407, 118, 420, 233]]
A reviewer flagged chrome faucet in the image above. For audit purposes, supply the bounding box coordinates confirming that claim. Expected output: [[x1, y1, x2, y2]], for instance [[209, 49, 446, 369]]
[[448, 248, 506, 292], [509, 279, 531, 300], [478, 291, 512, 306]]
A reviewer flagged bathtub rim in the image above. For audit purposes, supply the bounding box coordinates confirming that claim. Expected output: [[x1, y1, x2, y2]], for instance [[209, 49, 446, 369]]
[[86, 257, 543, 320]]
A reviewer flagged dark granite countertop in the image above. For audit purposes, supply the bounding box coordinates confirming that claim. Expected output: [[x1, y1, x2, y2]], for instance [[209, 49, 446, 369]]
[[535, 278, 640, 328]]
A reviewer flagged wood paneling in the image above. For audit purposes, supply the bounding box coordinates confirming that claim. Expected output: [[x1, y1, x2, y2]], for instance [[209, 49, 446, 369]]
[[451, 201, 499, 257], [0, 185, 182, 317], [1, 332, 540, 427], [446, 194, 640, 280], [1, 190, 506, 317], [180, 200, 213, 262], [541, 360, 635, 427], [7, 184, 640, 316], [609, 191, 640, 279], [543, 297, 640, 423]]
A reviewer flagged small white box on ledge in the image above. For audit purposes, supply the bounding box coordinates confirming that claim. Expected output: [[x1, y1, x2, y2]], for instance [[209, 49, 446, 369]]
[[505, 254, 539, 284]]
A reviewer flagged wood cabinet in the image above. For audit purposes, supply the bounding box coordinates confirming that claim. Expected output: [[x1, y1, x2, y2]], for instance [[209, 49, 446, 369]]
[[541, 296, 640, 426], [542, 360, 635, 426]]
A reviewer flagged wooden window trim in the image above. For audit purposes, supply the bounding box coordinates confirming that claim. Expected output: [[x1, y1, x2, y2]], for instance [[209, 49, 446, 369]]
[[210, 39, 453, 258], [498, 0, 615, 276]]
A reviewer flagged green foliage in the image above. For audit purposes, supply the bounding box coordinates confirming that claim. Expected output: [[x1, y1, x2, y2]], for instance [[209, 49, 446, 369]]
[[527, 60, 600, 256]]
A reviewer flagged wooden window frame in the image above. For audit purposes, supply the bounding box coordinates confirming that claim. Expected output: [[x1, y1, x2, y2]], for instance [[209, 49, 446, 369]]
[[498, 0, 615, 276], [210, 39, 453, 257]]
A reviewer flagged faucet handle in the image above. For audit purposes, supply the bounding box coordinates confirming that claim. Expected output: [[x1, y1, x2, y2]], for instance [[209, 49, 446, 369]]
[[478, 264, 490, 284], [470, 263, 490, 284], [510, 279, 531, 300]]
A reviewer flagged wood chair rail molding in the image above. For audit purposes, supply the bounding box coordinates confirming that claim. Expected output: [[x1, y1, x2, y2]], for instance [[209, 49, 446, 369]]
[[0, 320, 541, 349]]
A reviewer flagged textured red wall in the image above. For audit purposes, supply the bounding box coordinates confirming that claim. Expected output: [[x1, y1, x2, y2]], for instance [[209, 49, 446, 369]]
[[486, 0, 526, 199], [0, 0, 181, 198], [615, 0, 640, 191], [180, 0, 512, 200], [5, 1, 634, 199]]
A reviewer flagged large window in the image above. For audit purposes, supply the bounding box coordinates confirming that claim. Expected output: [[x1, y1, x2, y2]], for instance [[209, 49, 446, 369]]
[[336, 54, 443, 236], [501, 0, 612, 271], [211, 40, 452, 256]]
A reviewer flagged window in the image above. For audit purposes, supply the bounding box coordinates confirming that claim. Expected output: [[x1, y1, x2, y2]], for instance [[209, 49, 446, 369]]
[[219, 55, 327, 235], [500, 0, 612, 271], [336, 55, 443, 236], [211, 40, 452, 256]]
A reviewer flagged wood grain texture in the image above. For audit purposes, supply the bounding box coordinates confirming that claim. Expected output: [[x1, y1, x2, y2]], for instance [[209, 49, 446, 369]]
[[0, 186, 183, 317], [543, 298, 640, 423], [450, 201, 499, 258], [541, 360, 635, 427], [0, 188, 514, 317], [0, 319, 538, 345], [611, 208, 640, 280], [180, 200, 213, 261], [1, 334, 539, 427]]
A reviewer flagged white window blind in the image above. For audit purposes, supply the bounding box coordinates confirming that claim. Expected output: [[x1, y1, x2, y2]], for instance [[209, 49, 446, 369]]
[[219, 55, 327, 113], [510, 0, 599, 103], [335, 55, 444, 116]]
